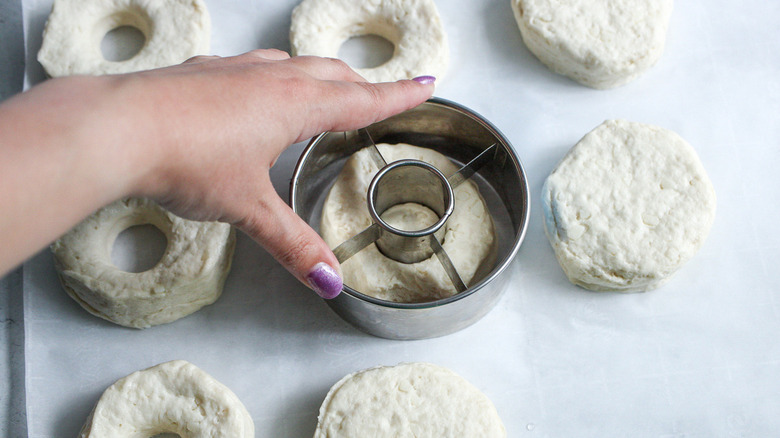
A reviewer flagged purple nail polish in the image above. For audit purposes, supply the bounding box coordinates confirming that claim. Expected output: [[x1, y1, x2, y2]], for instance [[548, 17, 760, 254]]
[[306, 262, 343, 299], [412, 75, 436, 85]]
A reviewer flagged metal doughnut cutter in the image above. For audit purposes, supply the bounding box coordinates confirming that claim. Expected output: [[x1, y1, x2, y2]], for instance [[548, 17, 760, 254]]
[[330, 127, 507, 293], [291, 98, 530, 340]]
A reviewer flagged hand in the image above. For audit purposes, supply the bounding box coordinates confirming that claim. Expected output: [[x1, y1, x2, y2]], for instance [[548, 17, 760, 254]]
[[0, 49, 435, 297]]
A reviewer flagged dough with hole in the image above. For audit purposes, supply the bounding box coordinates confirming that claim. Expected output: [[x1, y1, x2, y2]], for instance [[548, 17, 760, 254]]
[[79, 360, 254, 438], [511, 0, 673, 88], [314, 362, 506, 438], [542, 120, 716, 292], [290, 0, 448, 83], [51, 198, 235, 328], [38, 0, 210, 76], [320, 144, 496, 302]]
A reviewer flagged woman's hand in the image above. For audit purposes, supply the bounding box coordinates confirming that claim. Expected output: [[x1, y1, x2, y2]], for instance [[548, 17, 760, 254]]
[[0, 49, 435, 297]]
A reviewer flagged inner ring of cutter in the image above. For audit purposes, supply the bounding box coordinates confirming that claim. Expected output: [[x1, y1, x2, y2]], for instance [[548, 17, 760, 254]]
[[367, 159, 455, 263]]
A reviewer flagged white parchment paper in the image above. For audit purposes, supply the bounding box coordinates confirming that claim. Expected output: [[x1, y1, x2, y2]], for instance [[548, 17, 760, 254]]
[[21, 0, 780, 436]]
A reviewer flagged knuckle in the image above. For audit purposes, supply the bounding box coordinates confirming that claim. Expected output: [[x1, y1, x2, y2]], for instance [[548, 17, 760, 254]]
[[275, 232, 312, 269], [244, 49, 275, 62], [184, 55, 215, 64], [325, 57, 351, 71], [246, 49, 267, 58], [249, 48, 291, 60], [284, 74, 316, 97]]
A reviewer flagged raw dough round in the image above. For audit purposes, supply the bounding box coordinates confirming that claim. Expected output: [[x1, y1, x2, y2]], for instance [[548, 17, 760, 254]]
[[290, 0, 448, 83], [542, 120, 716, 292], [314, 362, 506, 438], [511, 0, 673, 89], [320, 144, 496, 302], [38, 0, 211, 77], [51, 198, 235, 328], [79, 360, 254, 438]]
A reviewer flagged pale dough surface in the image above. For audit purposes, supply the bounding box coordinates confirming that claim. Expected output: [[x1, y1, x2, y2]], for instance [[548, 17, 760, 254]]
[[511, 0, 673, 89], [38, 0, 210, 76], [290, 0, 448, 83], [320, 144, 496, 302], [542, 120, 716, 292], [51, 198, 235, 328], [79, 360, 254, 437], [314, 362, 506, 438]]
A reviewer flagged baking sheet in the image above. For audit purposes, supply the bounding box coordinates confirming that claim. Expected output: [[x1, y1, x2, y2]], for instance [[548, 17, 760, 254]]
[[21, 0, 780, 436]]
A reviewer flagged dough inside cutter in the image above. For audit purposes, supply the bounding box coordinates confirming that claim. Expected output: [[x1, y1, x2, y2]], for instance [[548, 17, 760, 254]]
[[319, 143, 497, 303]]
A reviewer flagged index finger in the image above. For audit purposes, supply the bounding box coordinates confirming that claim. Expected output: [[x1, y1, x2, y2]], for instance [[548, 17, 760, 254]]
[[297, 77, 435, 141]]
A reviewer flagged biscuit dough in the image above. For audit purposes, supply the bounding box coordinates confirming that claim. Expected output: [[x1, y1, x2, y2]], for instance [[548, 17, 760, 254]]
[[320, 144, 496, 302], [511, 0, 673, 89], [38, 0, 211, 76], [290, 0, 448, 83], [79, 360, 254, 438], [52, 198, 235, 328], [542, 120, 716, 292], [314, 362, 506, 438]]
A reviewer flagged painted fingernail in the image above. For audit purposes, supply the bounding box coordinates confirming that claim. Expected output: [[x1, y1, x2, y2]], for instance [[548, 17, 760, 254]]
[[412, 75, 436, 85], [306, 262, 343, 299]]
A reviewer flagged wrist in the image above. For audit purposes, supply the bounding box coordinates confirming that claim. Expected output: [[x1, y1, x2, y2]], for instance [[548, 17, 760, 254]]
[[95, 75, 171, 201], [103, 72, 192, 202], [55, 74, 172, 202]]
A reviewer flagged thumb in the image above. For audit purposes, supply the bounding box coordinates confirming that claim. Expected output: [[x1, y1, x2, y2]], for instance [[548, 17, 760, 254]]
[[239, 193, 343, 299]]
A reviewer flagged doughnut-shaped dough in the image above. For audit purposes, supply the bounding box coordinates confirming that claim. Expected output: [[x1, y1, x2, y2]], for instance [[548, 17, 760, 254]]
[[511, 0, 673, 89], [320, 144, 496, 302], [51, 198, 235, 328], [79, 360, 254, 438], [38, 0, 211, 77], [314, 362, 506, 438], [290, 0, 448, 83], [542, 120, 716, 292]]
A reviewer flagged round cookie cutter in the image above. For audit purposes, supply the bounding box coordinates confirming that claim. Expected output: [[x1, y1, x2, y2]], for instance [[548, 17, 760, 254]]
[[290, 98, 530, 340]]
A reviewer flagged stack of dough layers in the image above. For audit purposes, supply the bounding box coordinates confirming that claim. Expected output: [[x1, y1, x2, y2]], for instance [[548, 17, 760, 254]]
[[542, 120, 716, 292], [52, 198, 235, 328]]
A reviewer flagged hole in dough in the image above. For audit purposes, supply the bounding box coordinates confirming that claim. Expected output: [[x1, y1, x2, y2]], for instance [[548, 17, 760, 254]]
[[150, 434, 182, 438], [380, 202, 439, 233], [101, 25, 147, 62], [338, 34, 394, 69], [111, 224, 168, 273]]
